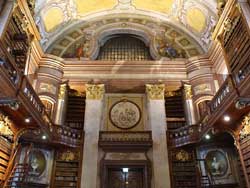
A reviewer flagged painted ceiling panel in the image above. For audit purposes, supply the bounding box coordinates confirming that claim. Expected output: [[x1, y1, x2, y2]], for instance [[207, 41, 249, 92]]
[[75, 0, 117, 15], [132, 0, 174, 14], [34, 0, 219, 57]]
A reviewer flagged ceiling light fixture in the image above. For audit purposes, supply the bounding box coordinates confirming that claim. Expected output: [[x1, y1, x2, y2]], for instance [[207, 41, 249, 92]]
[[42, 135, 47, 140], [24, 118, 31, 123], [223, 115, 231, 122], [122, 168, 129, 173], [205, 134, 211, 140]]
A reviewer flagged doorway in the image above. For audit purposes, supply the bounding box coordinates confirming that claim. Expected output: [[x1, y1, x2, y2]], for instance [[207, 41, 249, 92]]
[[107, 167, 143, 188], [101, 162, 150, 188]]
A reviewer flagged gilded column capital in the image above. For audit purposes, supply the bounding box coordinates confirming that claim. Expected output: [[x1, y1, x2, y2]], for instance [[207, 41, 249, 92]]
[[146, 84, 165, 100], [85, 84, 105, 100], [58, 83, 68, 99], [183, 84, 193, 100]]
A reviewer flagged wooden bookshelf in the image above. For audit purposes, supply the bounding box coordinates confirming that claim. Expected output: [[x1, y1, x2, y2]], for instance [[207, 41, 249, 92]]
[[0, 136, 12, 184], [52, 150, 81, 188], [171, 148, 197, 188], [240, 134, 250, 186], [65, 95, 85, 130], [165, 90, 186, 131]]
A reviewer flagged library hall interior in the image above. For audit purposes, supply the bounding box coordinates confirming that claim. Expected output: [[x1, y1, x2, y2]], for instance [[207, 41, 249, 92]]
[[1, 0, 250, 188]]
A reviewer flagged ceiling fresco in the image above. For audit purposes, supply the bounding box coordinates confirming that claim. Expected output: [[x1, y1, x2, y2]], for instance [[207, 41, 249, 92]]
[[34, 0, 218, 59]]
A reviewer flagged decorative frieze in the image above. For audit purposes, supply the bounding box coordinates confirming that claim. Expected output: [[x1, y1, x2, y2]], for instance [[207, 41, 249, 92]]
[[146, 84, 165, 100], [85, 84, 105, 100], [99, 131, 152, 142]]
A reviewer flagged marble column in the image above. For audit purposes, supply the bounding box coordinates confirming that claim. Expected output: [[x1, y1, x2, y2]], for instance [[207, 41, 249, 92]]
[[81, 84, 105, 188], [146, 84, 171, 188], [183, 83, 197, 126], [54, 82, 68, 125]]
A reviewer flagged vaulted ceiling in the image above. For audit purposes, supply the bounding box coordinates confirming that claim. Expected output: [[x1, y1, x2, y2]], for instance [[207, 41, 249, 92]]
[[34, 0, 218, 59]]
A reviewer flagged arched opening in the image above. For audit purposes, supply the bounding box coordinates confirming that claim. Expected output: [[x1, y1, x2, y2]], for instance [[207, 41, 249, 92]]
[[97, 34, 153, 61], [196, 132, 245, 187]]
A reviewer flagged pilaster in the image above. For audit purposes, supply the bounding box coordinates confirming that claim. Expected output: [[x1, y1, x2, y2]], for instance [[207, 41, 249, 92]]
[[81, 84, 105, 188], [146, 84, 171, 188]]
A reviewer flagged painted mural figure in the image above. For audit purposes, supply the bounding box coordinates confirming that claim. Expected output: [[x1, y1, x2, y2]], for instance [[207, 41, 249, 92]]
[[211, 157, 222, 175]]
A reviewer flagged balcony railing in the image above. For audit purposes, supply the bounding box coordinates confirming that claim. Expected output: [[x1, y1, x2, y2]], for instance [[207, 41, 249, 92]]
[[209, 75, 236, 113], [0, 47, 21, 88], [168, 118, 209, 148], [51, 124, 83, 147], [0, 50, 82, 147], [21, 77, 83, 147]]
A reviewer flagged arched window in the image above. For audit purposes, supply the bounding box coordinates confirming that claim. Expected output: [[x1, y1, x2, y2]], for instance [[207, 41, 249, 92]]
[[97, 34, 152, 61]]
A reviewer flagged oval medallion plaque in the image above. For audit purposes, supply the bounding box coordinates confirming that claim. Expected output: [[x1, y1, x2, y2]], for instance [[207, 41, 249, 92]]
[[109, 100, 141, 129]]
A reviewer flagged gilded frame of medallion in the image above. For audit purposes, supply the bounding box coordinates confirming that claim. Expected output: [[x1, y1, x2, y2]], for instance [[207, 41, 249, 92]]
[[109, 99, 142, 130]]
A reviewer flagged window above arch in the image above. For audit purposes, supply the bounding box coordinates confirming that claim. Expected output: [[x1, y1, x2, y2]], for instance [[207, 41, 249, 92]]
[[97, 35, 153, 61]]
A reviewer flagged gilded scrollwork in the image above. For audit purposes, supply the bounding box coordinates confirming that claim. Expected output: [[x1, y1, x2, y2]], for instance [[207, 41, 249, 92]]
[[146, 84, 165, 100], [85, 84, 105, 100], [58, 83, 68, 99], [240, 114, 250, 139], [0, 113, 14, 137], [217, 0, 227, 16], [165, 90, 182, 97], [175, 149, 190, 162], [183, 84, 192, 100]]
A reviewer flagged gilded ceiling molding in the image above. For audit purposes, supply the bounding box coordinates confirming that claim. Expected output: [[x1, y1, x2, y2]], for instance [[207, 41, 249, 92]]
[[0, 113, 14, 138], [146, 84, 165, 100], [85, 84, 105, 100]]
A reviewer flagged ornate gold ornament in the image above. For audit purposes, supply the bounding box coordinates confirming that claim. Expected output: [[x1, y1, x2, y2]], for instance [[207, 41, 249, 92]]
[[184, 84, 192, 100], [85, 84, 105, 100], [0, 113, 14, 137], [61, 150, 76, 161], [12, 7, 33, 42], [58, 83, 68, 99], [217, 0, 227, 16], [165, 90, 182, 97], [175, 149, 190, 162], [220, 15, 241, 45], [146, 84, 165, 100], [240, 115, 250, 138]]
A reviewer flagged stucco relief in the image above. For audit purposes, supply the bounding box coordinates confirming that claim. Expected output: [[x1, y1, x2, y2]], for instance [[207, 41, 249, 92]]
[[109, 100, 141, 129], [105, 95, 145, 131]]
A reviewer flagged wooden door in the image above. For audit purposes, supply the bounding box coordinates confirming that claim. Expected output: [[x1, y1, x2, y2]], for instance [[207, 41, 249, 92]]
[[107, 168, 143, 188]]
